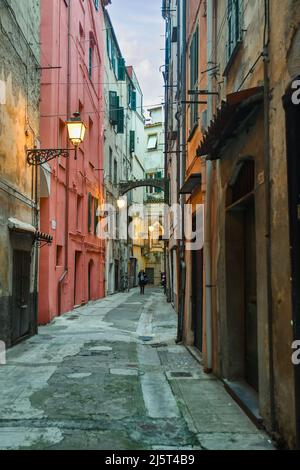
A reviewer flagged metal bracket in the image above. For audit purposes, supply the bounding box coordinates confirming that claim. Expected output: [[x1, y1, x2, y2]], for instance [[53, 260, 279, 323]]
[[27, 148, 69, 166]]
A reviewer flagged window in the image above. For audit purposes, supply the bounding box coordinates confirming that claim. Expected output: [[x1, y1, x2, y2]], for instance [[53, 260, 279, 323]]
[[147, 134, 158, 151], [94, 0, 99, 10], [94, 198, 99, 236], [190, 26, 199, 129], [146, 173, 155, 194], [114, 159, 118, 185], [89, 33, 95, 80], [88, 193, 93, 233], [76, 195, 83, 231], [129, 130, 135, 153], [109, 91, 118, 125], [109, 147, 113, 182], [118, 57, 125, 81], [117, 106, 124, 134], [227, 0, 243, 60], [56, 246, 63, 267], [89, 46, 93, 79]]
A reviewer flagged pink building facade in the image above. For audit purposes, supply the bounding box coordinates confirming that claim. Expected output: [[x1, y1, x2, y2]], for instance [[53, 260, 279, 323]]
[[39, 0, 105, 324]]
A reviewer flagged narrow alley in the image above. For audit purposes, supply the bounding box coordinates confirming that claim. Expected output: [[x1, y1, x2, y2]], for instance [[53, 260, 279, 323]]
[[0, 289, 273, 450]]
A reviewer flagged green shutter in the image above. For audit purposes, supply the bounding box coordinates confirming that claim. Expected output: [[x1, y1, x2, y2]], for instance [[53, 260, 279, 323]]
[[118, 58, 125, 81], [109, 91, 118, 125], [88, 193, 93, 232], [128, 84, 132, 105], [131, 90, 137, 111], [129, 130, 135, 153], [117, 107, 124, 134], [156, 172, 163, 193], [94, 198, 98, 235]]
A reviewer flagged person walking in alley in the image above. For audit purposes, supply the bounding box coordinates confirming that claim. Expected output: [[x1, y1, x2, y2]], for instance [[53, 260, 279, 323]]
[[138, 270, 148, 295]]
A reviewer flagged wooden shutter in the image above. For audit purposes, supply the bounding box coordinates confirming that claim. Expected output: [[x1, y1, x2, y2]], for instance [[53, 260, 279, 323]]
[[131, 90, 137, 111], [94, 198, 99, 235], [88, 193, 93, 233], [129, 130, 135, 153], [109, 91, 118, 125], [117, 107, 124, 134], [118, 58, 125, 81]]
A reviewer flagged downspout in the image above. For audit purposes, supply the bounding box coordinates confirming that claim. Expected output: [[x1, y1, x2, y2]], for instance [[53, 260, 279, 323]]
[[177, 0, 187, 343], [164, 7, 171, 303], [263, 0, 276, 432], [203, 0, 214, 373], [58, 0, 71, 315]]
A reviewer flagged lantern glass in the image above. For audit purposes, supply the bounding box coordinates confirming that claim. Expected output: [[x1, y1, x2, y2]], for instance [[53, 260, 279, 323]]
[[117, 198, 126, 209], [67, 121, 86, 146]]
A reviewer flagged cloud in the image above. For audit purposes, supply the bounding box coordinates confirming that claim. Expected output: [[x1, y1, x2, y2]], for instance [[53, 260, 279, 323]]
[[107, 0, 165, 107]]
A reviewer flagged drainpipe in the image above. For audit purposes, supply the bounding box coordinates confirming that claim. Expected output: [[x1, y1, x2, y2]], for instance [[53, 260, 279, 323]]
[[263, 0, 276, 433], [203, 0, 214, 373], [58, 0, 71, 315], [177, 0, 187, 343], [164, 5, 171, 303]]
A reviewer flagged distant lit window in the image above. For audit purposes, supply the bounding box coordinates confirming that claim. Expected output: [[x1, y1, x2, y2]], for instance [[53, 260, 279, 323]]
[[147, 134, 158, 151]]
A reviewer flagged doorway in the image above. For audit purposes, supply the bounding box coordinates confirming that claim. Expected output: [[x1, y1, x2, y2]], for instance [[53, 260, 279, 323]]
[[284, 78, 300, 447], [225, 160, 258, 391], [74, 251, 82, 306], [191, 213, 203, 352], [244, 201, 258, 391], [145, 267, 155, 284], [88, 260, 94, 301], [114, 260, 119, 292], [11, 250, 31, 344]]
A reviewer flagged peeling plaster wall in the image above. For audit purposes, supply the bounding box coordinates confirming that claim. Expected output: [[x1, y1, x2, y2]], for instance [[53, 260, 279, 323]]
[[0, 0, 40, 346], [211, 0, 299, 448], [267, 0, 300, 450]]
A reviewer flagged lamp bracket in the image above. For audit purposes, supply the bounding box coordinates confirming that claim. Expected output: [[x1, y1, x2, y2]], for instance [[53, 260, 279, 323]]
[[27, 148, 69, 166]]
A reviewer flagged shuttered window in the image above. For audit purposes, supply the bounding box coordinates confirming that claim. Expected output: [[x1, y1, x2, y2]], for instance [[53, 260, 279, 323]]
[[227, 0, 243, 59], [129, 130, 135, 153], [117, 107, 124, 134], [131, 90, 137, 111], [88, 193, 93, 233], [109, 91, 118, 125], [94, 198, 99, 236], [190, 26, 199, 129], [118, 58, 125, 81]]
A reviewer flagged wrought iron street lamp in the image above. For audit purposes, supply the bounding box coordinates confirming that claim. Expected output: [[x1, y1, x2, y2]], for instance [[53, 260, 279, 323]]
[[117, 198, 127, 210], [27, 112, 86, 166], [66, 112, 87, 160]]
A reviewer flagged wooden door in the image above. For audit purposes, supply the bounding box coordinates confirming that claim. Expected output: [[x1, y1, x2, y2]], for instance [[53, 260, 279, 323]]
[[12, 250, 31, 344]]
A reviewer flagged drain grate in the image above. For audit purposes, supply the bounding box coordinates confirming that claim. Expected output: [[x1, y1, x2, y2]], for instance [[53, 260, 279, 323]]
[[170, 371, 193, 378], [66, 316, 79, 320]]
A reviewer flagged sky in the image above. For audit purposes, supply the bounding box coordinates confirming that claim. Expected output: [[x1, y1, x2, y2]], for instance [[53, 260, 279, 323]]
[[107, 0, 165, 109]]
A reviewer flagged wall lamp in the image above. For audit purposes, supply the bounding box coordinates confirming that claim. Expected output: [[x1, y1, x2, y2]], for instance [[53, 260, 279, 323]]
[[27, 112, 86, 166]]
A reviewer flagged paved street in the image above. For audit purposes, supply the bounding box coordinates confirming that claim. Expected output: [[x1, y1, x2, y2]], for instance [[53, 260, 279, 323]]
[[0, 288, 274, 450]]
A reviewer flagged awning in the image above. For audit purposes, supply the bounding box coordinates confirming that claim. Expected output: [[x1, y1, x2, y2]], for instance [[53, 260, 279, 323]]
[[8, 218, 36, 234], [8, 218, 53, 245], [180, 173, 202, 194], [196, 87, 264, 160]]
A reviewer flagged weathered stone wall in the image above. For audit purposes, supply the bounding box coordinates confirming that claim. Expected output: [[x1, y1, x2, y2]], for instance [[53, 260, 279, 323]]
[[0, 0, 40, 346], [211, 0, 299, 448], [267, 0, 300, 450]]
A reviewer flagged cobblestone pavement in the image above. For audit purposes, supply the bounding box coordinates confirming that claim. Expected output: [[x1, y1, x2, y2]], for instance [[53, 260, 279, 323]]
[[0, 287, 274, 450]]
